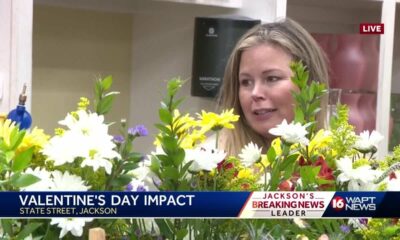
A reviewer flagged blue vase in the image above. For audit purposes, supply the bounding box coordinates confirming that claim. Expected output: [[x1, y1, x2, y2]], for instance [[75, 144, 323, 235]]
[[8, 105, 32, 130], [7, 84, 32, 130]]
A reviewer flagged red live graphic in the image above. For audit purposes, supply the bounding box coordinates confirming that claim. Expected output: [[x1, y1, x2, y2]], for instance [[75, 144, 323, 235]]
[[359, 23, 384, 34]]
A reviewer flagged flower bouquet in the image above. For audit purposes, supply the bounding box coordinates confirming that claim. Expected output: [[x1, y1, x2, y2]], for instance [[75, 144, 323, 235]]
[[1, 62, 400, 239]]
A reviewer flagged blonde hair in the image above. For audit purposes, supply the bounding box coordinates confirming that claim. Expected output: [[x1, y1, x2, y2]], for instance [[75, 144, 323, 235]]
[[217, 18, 329, 156]]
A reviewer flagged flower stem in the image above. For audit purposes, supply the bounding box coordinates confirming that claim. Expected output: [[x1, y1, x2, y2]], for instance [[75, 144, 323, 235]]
[[215, 130, 220, 149], [261, 162, 268, 191], [213, 174, 217, 191], [204, 173, 208, 190]]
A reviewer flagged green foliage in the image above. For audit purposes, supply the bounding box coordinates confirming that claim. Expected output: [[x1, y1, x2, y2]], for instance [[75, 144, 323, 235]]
[[328, 104, 357, 159], [382, 145, 400, 169], [15, 222, 42, 240], [94, 75, 120, 115], [290, 61, 327, 137], [151, 78, 190, 191], [356, 219, 400, 240]]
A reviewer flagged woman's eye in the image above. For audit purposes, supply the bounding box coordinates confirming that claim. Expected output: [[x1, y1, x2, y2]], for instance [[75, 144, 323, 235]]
[[240, 79, 252, 86], [266, 76, 281, 82]]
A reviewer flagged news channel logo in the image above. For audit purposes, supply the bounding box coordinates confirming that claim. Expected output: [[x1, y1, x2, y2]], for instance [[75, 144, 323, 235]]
[[331, 196, 376, 212]]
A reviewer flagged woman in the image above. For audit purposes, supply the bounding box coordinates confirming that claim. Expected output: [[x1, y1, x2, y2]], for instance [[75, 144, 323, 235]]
[[217, 18, 329, 156]]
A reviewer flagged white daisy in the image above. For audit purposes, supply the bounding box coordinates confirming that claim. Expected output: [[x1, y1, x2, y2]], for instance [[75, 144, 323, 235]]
[[348, 218, 368, 230], [42, 132, 84, 166], [185, 147, 226, 172], [20, 167, 53, 191], [80, 135, 120, 174], [386, 173, 400, 191], [130, 158, 159, 191], [50, 218, 93, 238], [59, 110, 108, 136], [256, 171, 271, 185], [238, 142, 262, 167], [127, 179, 149, 192], [293, 218, 309, 229], [336, 157, 380, 191], [50, 171, 89, 191], [269, 119, 309, 145], [354, 130, 384, 152]]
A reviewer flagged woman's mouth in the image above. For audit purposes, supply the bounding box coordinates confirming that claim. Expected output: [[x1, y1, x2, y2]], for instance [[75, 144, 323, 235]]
[[253, 108, 277, 115]]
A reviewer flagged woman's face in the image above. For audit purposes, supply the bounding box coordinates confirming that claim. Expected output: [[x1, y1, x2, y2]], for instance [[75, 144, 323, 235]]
[[238, 43, 298, 140]]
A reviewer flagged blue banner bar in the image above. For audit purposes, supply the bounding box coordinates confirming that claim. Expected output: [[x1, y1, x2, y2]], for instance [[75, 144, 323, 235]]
[[1, 192, 250, 218], [1, 191, 400, 218]]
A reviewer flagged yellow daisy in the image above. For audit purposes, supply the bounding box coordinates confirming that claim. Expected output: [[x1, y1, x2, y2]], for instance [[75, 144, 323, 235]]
[[308, 129, 332, 154], [237, 168, 254, 180], [197, 109, 239, 132], [18, 127, 50, 153]]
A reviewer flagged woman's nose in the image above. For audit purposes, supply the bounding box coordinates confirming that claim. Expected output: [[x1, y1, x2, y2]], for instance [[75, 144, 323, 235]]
[[251, 83, 265, 101]]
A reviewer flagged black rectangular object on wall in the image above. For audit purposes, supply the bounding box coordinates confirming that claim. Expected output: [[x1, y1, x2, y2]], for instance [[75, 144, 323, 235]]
[[191, 16, 260, 98]]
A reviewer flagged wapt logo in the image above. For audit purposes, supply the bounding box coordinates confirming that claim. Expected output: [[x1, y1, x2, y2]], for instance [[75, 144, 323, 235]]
[[331, 196, 345, 211], [331, 195, 376, 212]]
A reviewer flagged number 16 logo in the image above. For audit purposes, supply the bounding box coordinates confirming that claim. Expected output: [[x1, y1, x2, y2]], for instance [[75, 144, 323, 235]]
[[331, 196, 345, 211]]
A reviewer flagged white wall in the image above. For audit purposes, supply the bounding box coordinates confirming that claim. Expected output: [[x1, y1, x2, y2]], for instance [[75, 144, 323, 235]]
[[391, 2, 400, 93], [129, 0, 280, 153], [32, 6, 132, 133], [31, 0, 281, 152], [0, 1, 12, 113], [0, 0, 33, 114]]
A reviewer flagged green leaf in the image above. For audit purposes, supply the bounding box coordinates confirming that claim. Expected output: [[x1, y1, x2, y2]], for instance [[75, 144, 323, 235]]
[[97, 94, 116, 115], [154, 219, 174, 238], [16, 222, 42, 240], [43, 224, 59, 240], [95, 80, 102, 101], [121, 162, 139, 172], [309, 83, 315, 99], [269, 163, 281, 191], [101, 75, 113, 90], [160, 101, 168, 109], [156, 154, 174, 166], [110, 174, 132, 188], [10, 173, 41, 188], [178, 180, 190, 190], [171, 97, 185, 110], [176, 228, 188, 240], [150, 155, 161, 172], [294, 108, 305, 124], [126, 152, 143, 162], [171, 148, 185, 166], [167, 78, 184, 97], [5, 151, 15, 163], [161, 136, 179, 154], [300, 165, 321, 188], [316, 178, 334, 185], [155, 123, 172, 135], [383, 225, 400, 237], [162, 166, 179, 180], [12, 147, 34, 171], [1, 219, 13, 237], [283, 164, 296, 180], [0, 150, 7, 166], [280, 154, 299, 171], [9, 128, 26, 151], [159, 108, 173, 124], [266, 146, 276, 165], [180, 160, 193, 178]]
